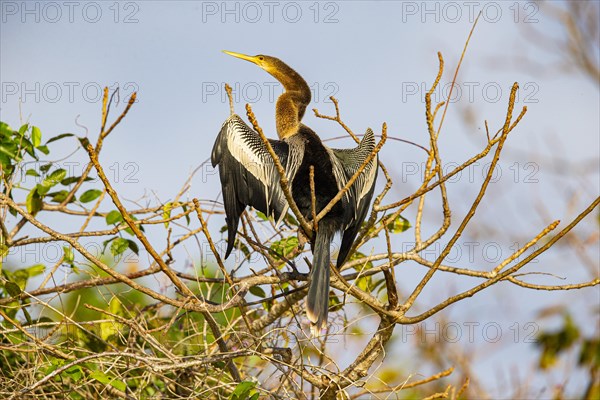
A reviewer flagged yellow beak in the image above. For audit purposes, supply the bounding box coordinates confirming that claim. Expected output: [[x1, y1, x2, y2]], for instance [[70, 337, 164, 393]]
[[222, 50, 260, 65]]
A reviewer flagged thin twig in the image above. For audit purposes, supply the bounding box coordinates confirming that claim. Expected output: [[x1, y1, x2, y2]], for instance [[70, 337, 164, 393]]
[[225, 83, 235, 116], [309, 165, 318, 232]]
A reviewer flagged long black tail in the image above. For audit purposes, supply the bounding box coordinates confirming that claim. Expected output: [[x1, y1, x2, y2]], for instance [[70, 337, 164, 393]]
[[306, 223, 334, 335]]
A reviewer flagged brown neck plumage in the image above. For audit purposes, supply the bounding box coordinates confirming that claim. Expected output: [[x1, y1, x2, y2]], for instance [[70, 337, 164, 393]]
[[266, 61, 311, 139]]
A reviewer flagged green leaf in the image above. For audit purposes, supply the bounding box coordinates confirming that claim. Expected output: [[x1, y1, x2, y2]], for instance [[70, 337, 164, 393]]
[[231, 381, 256, 400], [46, 168, 67, 182], [110, 238, 129, 257], [255, 211, 268, 221], [182, 204, 190, 225], [4, 281, 21, 297], [60, 176, 79, 185], [536, 314, 581, 369], [102, 238, 114, 253], [0, 243, 8, 258], [249, 286, 266, 298], [18, 124, 29, 136], [22, 306, 33, 325], [31, 126, 42, 147], [63, 365, 83, 382], [0, 152, 12, 172], [284, 213, 298, 226], [579, 338, 599, 368], [63, 246, 74, 264], [106, 210, 123, 225], [64, 365, 83, 382], [386, 215, 411, 233], [270, 236, 299, 260], [25, 169, 40, 177], [0, 122, 12, 136], [43, 364, 59, 376], [79, 189, 102, 203], [163, 202, 172, 228], [35, 317, 55, 325], [12, 269, 30, 290], [25, 264, 45, 277], [37, 183, 53, 196], [329, 295, 343, 312], [110, 379, 127, 392], [100, 318, 120, 341], [26, 187, 42, 215], [89, 370, 126, 391], [40, 163, 52, 173], [61, 176, 94, 186], [356, 275, 373, 292], [109, 296, 122, 315], [36, 145, 49, 155], [47, 190, 70, 203], [19, 136, 35, 158], [99, 298, 124, 341], [0, 143, 18, 160], [46, 133, 74, 144], [127, 239, 139, 255], [43, 169, 67, 188]]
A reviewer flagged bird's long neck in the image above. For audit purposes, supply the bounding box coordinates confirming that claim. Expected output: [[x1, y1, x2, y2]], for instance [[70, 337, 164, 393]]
[[270, 63, 311, 105], [268, 62, 311, 139]]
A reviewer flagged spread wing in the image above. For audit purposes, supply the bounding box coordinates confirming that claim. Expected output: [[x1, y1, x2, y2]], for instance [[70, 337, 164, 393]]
[[330, 129, 378, 267], [211, 114, 290, 258]]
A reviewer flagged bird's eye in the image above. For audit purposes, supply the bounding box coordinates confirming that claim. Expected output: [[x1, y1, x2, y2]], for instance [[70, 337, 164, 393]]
[[258, 56, 264, 61]]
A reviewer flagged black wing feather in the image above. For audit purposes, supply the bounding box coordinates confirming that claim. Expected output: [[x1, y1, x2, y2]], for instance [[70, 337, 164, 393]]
[[211, 114, 289, 258], [331, 129, 378, 267]]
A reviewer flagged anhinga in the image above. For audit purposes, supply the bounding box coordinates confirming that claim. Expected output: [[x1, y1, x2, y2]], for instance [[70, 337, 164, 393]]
[[211, 51, 378, 333]]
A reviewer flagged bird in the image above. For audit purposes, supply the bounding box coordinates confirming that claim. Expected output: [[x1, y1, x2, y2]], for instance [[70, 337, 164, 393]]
[[211, 51, 378, 334]]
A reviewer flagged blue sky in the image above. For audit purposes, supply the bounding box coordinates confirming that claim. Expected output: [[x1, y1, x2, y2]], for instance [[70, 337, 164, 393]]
[[2, 1, 599, 397]]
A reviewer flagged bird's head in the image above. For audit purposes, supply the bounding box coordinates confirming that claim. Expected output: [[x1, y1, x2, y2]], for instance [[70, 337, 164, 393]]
[[222, 50, 285, 76], [222, 50, 311, 117]]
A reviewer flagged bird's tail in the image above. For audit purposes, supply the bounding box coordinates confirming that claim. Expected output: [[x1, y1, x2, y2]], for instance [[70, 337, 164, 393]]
[[306, 223, 334, 336]]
